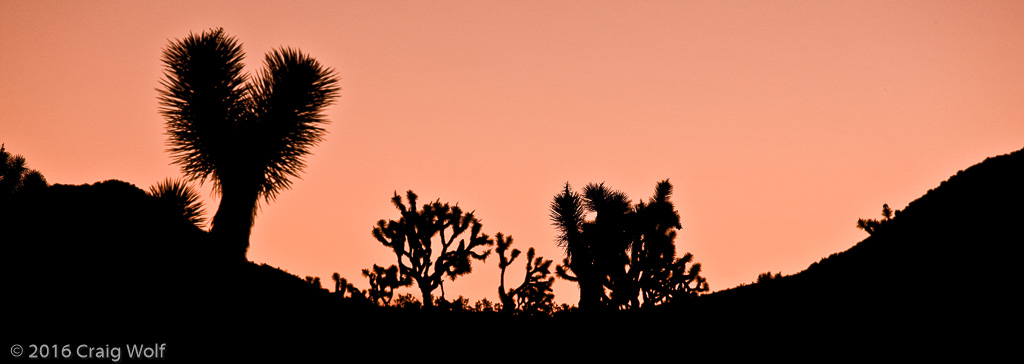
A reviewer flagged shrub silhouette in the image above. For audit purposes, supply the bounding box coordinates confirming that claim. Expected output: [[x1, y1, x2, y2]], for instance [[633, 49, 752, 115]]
[[305, 276, 324, 290], [755, 271, 782, 284], [158, 28, 340, 261], [434, 295, 471, 312], [856, 203, 894, 235], [393, 293, 422, 310], [372, 190, 494, 308], [473, 298, 498, 312]]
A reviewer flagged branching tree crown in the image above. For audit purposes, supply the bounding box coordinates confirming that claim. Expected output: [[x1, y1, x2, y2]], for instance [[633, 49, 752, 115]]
[[372, 190, 494, 308], [496, 233, 555, 315], [361, 264, 411, 306]]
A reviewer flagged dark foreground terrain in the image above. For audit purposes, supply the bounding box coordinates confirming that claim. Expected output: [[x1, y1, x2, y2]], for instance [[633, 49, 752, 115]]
[[5, 147, 1022, 359]]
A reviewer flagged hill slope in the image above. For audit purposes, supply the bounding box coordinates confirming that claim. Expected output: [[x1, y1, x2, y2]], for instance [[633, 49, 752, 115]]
[[702, 146, 1024, 324], [2, 180, 334, 350]]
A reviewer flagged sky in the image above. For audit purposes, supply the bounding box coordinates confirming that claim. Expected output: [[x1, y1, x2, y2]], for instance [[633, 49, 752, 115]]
[[3, 0, 1023, 307]]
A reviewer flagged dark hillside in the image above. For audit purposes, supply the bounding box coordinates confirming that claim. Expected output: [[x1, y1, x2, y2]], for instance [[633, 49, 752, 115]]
[[2, 181, 336, 355], [1, 180, 664, 357], [701, 147, 1024, 329], [5, 180, 211, 318], [3, 179, 520, 359]]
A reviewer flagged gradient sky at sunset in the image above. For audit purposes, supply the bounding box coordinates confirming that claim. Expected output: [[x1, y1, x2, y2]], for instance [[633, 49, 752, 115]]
[[3, 0, 1023, 306]]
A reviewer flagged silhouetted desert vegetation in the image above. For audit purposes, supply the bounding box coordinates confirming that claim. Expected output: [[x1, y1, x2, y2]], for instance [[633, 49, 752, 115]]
[[5, 28, 1019, 358], [6, 144, 1021, 357]]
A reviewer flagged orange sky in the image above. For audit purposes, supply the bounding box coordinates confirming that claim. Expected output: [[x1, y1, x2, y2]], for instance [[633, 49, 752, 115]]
[[3, 0, 1023, 306]]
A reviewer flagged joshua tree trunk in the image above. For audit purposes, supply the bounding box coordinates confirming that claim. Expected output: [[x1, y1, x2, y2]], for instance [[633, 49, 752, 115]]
[[578, 271, 604, 312], [419, 281, 434, 309], [210, 182, 260, 262], [499, 267, 514, 314]]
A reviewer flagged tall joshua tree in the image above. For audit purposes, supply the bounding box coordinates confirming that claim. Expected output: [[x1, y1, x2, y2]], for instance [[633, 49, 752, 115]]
[[551, 183, 607, 311], [158, 28, 339, 261]]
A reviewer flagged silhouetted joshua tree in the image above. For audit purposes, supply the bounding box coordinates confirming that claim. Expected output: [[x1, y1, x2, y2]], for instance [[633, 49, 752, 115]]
[[551, 180, 708, 310], [330, 272, 368, 301], [857, 203, 894, 235], [331, 272, 342, 293], [496, 233, 555, 315], [372, 190, 494, 308], [1, 144, 47, 201], [305, 276, 323, 290], [631, 180, 709, 307], [550, 183, 593, 309], [158, 28, 339, 261], [551, 182, 631, 311], [661, 252, 709, 303], [362, 264, 411, 306]]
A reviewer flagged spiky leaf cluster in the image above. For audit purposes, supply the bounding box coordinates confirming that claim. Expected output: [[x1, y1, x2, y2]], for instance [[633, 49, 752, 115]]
[[158, 28, 339, 205], [1, 144, 47, 200], [148, 177, 207, 227]]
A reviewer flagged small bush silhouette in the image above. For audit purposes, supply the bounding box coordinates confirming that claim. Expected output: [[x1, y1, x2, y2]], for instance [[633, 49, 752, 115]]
[[394, 293, 422, 310], [857, 203, 895, 235], [756, 271, 782, 284], [305, 276, 324, 290], [472, 298, 498, 313]]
